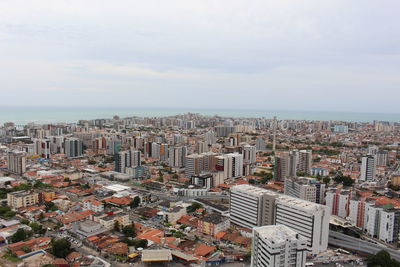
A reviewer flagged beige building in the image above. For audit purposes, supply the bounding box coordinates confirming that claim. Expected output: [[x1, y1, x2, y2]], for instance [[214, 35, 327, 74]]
[[98, 212, 131, 230], [7, 191, 39, 208]]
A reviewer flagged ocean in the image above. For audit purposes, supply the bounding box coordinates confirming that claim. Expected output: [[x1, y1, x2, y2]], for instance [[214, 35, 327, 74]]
[[0, 106, 399, 125]]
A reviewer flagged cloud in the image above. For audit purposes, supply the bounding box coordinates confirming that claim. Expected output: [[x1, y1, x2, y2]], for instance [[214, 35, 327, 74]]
[[0, 0, 399, 113]]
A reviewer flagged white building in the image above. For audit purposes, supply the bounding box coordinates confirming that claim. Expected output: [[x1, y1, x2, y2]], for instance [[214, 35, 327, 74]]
[[83, 199, 104, 213], [364, 202, 400, 244], [275, 195, 330, 255], [242, 145, 257, 165], [251, 225, 307, 267], [325, 190, 351, 219], [284, 177, 326, 204], [230, 185, 279, 229]]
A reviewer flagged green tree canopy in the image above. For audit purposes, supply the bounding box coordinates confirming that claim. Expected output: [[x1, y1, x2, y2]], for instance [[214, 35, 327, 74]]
[[50, 239, 72, 258], [130, 196, 141, 209], [367, 250, 400, 267], [122, 225, 136, 238], [11, 229, 28, 243]]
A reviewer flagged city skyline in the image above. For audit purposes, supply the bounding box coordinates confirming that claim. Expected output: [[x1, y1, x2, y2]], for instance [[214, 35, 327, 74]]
[[1, 0, 400, 113]]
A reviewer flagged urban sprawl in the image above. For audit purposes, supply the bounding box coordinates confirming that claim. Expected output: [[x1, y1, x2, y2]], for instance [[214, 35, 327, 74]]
[[0, 114, 399, 267]]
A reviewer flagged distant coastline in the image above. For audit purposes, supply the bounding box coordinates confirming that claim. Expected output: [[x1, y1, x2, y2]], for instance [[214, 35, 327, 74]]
[[1, 106, 399, 125]]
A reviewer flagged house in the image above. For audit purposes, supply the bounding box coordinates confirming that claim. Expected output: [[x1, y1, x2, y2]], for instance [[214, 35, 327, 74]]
[[8, 237, 52, 258]]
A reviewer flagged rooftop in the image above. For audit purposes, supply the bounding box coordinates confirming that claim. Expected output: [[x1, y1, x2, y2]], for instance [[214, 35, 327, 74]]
[[254, 225, 305, 243], [141, 249, 172, 262]]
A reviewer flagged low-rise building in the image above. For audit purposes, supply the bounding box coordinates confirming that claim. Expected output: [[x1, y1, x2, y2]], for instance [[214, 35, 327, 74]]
[[197, 214, 230, 237], [98, 212, 131, 230], [7, 191, 39, 208]]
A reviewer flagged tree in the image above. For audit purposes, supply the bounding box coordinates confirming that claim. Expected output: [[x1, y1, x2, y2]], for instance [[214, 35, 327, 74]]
[[322, 177, 331, 184], [172, 173, 179, 179], [174, 231, 185, 238], [122, 225, 136, 238], [367, 250, 400, 267], [187, 202, 203, 213], [248, 179, 256, 185], [130, 196, 141, 209], [11, 229, 28, 243], [114, 221, 120, 232], [334, 175, 354, 187], [50, 239, 72, 258], [3, 210, 16, 218], [30, 222, 45, 234], [20, 219, 30, 225]]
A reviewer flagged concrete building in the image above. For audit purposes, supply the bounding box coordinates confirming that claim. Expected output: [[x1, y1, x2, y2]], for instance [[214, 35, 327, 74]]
[[230, 185, 279, 229], [274, 152, 297, 181], [83, 199, 104, 213], [275, 195, 330, 255], [242, 145, 257, 165], [349, 196, 367, 228], [7, 191, 39, 208], [360, 155, 376, 181], [64, 137, 83, 158], [197, 214, 230, 237], [364, 202, 400, 244], [7, 151, 26, 175], [98, 212, 130, 230], [255, 137, 266, 151], [325, 189, 351, 219], [284, 177, 326, 204], [215, 153, 243, 179], [168, 146, 187, 168], [375, 150, 388, 167], [185, 154, 204, 178], [298, 150, 312, 175], [251, 225, 307, 267]]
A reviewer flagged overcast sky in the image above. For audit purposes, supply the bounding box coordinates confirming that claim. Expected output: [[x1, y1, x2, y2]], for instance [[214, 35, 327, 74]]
[[0, 0, 399, 113]]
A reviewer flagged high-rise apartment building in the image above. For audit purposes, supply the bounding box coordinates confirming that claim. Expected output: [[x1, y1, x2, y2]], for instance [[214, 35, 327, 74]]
[[230, 185, 279, 229], [7, 151, 26, 175], [275, 195, 330, 255], [64, 137, 83, 158], [215, 153, 243, 179], [375, 150, 388, 167], [284, 177, 326, 204], [251, 225, 307, 267], [325, 189, 351, 219], [360, 155, 376, 181], [115, 149, 141, 173], [168, 146, 187, 168], [274, 152, 297, 181], [230, 185, 330, 255], [242, 145, 257, 165], [255, 137, 266, 151], [298, 150, 312, 175]]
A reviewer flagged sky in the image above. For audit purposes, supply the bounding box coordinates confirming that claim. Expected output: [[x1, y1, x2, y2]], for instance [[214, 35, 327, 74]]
[[0, 0, 399, 113]]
